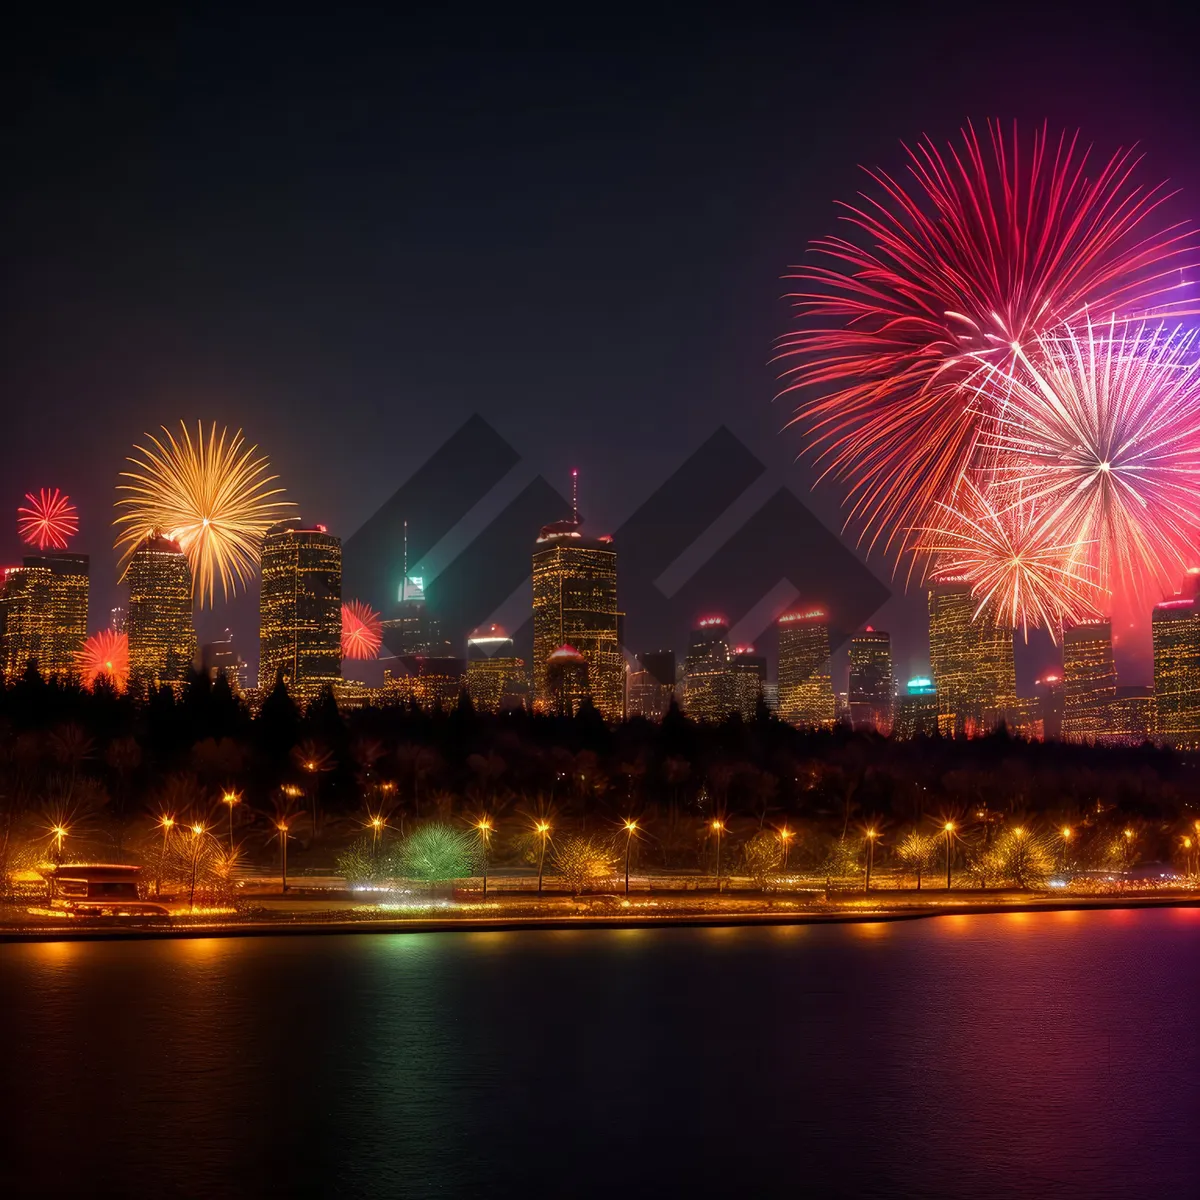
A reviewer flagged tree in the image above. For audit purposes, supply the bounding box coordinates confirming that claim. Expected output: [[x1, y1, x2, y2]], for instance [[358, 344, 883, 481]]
[[394, 823, 476, 885], [895, 830, 940, 890], [742, 830, 783, 889], [551, 835, 617, 895]]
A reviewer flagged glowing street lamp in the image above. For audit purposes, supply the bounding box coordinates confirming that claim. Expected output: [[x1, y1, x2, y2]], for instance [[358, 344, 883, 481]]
[[864, 829, 878, 892], [535, 821, 550, 895], [277, 822, 290, 893], [622, 819, 638, 896], [475, 818, 493, 898], [51, 824, 68, 862], [943, 822, 955, 890], [711, 819, 726, 893], [778, 826, 794, 872], [188, 823, 206, 910], [156, 816, 175, 896], [369, 815, 385, 862], [222, 791, 240, 853]]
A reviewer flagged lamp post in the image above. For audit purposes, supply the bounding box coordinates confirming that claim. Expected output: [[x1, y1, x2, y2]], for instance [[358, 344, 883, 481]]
[[1182, 835, 1193, 879], [222, 791, 240, 853], [156, 816, 174, 896], [370, 816, 384, 864], [778, 827, 793, 872], [188, 823, 205, 910], [865, 829, 877, 893], [944, 822, 955, 890], [51, 824, 67, 864], [1060, 826, 1072, 874], [622, 819, 638, 896], [475, 818, 493, 898], [277, 822, 290, 892], [535, 821, 550, 894], [711, 819, 725, 893]]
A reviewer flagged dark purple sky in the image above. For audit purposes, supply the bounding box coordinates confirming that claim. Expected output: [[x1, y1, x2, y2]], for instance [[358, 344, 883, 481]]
[[3, 5, 1199, 688]]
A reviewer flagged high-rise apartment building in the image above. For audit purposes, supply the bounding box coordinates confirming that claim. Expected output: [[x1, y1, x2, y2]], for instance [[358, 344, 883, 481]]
[[465, 625, 528, 712], [893, 676, 939, 739], [543, 644, 590, 716], [1034, 673, 1065, 741], [730, 646, 767, 720], [531, 515, 621, 721], [200, 629, 246, 690], [1061, 619, 1117, 741], [127, 535, 196, 689], [0, 553, 89, 682], [682, 617, 732, 720], [848, 628, 894, 734], [628, 649, 676, 720], [1152, 583, 1200, 748], [777, 610, 836, 728], [258, 520, 342, 701]]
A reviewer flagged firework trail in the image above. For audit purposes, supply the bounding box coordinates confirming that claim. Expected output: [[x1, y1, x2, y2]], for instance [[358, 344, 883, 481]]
[[18, 488, 78, 551], [342, 599, 383, 660], [114, 422, 292, 607]]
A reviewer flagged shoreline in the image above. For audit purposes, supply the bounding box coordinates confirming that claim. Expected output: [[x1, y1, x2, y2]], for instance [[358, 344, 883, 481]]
[[2, 892, 1197, 944]]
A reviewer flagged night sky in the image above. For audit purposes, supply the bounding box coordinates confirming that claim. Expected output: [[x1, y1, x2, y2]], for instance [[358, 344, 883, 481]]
[[4, 6, 1200, 688]]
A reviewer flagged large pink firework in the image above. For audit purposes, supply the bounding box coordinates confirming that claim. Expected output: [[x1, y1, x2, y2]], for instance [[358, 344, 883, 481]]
[[778, 120, 1195, 552], [18, 488, 79, 551], [341, 600, 383, 660], [76, 630, 129, 690], [978, 317, 1200, 621]]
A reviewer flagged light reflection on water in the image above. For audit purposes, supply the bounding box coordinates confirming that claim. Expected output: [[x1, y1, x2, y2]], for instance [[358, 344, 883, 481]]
[[1, 908, 1197, 1199]]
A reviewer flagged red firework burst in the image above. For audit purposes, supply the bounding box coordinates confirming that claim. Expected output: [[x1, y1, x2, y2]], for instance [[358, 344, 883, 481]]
[[341, 600, 383, 660], [76, 630, 129, 690], [778, 120, 1196, 551], [17, 488, 79, 551]]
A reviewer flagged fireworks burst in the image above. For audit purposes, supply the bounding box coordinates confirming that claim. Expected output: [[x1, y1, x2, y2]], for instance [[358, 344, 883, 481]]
[[914, 475, 1105, 641], [981, 317, 1200, 617], [114, 422, 292, 607], [76, 629, 130, 690], [18, 488, 79, 551], [779, 120, 1195, 550], [341, 599, 383, 660]]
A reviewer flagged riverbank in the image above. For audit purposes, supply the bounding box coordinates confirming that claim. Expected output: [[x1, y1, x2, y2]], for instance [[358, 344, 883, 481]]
[[3, 889, 1198, 943]]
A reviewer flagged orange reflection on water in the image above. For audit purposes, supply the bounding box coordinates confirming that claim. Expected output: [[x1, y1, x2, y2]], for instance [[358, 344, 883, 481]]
[[849, 920, 891, 940]]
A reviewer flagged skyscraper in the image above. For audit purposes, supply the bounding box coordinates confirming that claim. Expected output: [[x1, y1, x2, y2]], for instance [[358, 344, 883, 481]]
[[0, 553, 89, 682], [628, 649, 676, 719], [258, 520, 342, 701], [200, 628, 246, 690], [1034, 673, 1065, 741], [1152, 580, 1200, 748], [531, 508, 621, 721], [777, 610, 836, 728], [848, 628, 894, 734], [682, 617, 732, 720], [127, 534, 196, 688], [1061, 619, 1117, 741], [465, 625, 528, 712], [543, 644, 590, 716], [893, 676, 939, 739], [730, 646, 767, 720]]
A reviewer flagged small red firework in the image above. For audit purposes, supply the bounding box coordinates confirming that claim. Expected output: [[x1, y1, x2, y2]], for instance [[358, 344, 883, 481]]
[[76, 630, 129, 690], [18, 488, 79, 551], [341, 600, 383, 660]]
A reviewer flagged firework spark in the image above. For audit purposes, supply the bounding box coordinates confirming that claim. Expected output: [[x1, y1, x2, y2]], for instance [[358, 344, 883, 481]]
[[981, 317, 1200, 617], [114, 422, 292, 607], [779, 120, 1195, 550], [342, 599, 383, 660], [76, 629, 130, 690], [914, 475, 1105, 641], [18, 488, 79, 551]]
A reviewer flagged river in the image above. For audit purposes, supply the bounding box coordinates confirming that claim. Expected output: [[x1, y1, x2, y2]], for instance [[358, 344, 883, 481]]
[[2, 907, 1198, 1197]]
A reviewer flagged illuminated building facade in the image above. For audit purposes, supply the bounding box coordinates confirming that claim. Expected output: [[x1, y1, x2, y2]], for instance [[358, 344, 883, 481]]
[[531, 519, 621, 720], [1034, 673, 1065, 741], [543, 644, 590, 716], [1102, 686, 1155, 746], [384, 655, 465, 711], [683, 617, 732, 720], [628, 650, 676, 719], [848, 628, 893, 734], [1061, 619, 1117, 742], [127, 535, 196, 688], [730, 647, 767, 720], [200, 629, 246, 690], [258, 520, 342, 701], [777, 610, 835, 728], [893, 677, 939, 739], [0, 554, 88, 682], [465, 626, 528, 712], [1152, 586, 1200, 748]]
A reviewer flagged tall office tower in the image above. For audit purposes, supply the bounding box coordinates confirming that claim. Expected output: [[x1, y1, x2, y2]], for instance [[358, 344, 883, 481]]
[[110, 605, 128, 633], [543, 644, 590, 716], [627, 649, 676, 719], [1061, 619, 1118, 741], [258, 520, 342, 701], [1152, 581, 1200, 748], [465, 625, 528, 712], [730, 646, 767, 720], [1034, 673, 1065, 741], [848, 628, 894, 734], [682, 617, 732, 720], [1102, 686, 1155, 746], [893, 676, 940, 739], [200, 628, 246, 690], [0, 553, 89, 682], [972, 615, 1018, 729], [531, 505, 621, 720], [127, 534, 196, 688], [777, 610, 836, 728]]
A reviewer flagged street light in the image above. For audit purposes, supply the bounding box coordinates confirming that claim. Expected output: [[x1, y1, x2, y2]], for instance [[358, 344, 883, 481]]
[[865, 829, 877, 893], [1060, 826, 1073, 873], [475, 818, 493, 898], [535, 821, 550, 894], [277, 822, 290, 892], [778, 826, 794, 872], [944, 822, 955, 890], [622, 819, 638, 896], [369, 815, 384, 863], [222, 791, 240, 853], [189, 823, 206, 910], [711, 819, 725, 893], [51, 824, 68, 862], [156, 816, 175, 896]]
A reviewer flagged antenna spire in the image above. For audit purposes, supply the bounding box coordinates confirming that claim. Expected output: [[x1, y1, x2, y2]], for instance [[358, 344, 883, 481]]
[[571, 468, 579, 524], [402, 519, 408, 601]]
